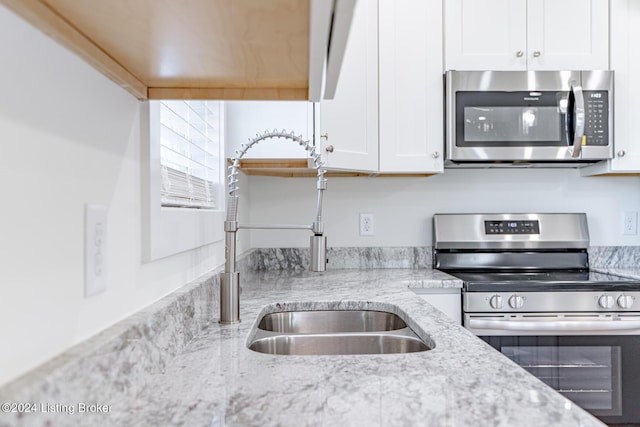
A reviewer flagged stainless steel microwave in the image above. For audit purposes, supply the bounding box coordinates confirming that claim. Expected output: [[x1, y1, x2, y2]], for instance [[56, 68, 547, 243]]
[[445, 70, 614, 167]]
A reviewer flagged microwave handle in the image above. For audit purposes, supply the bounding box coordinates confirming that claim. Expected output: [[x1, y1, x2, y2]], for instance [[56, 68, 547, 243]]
[[567, 80, 586, 158]]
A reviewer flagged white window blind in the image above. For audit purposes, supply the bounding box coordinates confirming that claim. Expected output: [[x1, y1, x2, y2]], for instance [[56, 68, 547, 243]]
[[158, 100, 222, 209]]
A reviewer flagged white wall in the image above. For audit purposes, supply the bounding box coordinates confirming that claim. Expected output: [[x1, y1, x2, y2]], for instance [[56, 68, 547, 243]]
[[0, 6, 227, 386], [225, 101, 313, 158], [248, 170, 640, 248]]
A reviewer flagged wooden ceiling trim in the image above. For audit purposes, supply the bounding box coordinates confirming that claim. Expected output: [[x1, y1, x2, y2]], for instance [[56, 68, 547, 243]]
[[148, 87, 308, 101], [2, 0, 316, 100], [1, 0, 148, 99]]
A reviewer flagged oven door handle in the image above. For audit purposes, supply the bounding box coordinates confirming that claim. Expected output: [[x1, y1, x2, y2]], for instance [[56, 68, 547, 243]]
[[468, 318, 640, 332]]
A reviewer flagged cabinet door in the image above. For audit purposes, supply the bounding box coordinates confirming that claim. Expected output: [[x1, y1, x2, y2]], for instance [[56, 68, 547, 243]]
[[378, 0, 443, 173], [414, 290, 462, 325], [582, 0, 640, 175], [318, 0, 378, 172], [527, 0, 609, 70], [444, 0, 527, 71], [610, 0, 640, 171]]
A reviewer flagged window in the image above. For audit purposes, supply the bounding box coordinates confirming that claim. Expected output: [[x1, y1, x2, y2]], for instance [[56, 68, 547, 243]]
[[142, 101, 225, 261], [159, 100, 222, 209]]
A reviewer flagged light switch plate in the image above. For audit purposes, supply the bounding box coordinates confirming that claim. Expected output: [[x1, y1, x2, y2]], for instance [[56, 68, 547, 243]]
[[85, 204, 107, 297]]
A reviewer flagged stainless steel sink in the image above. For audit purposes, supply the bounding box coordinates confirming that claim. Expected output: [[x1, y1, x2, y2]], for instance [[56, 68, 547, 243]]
[[258, 310, 407, 333], [249, 333, 429, 355], [248, 309, 432, 356]]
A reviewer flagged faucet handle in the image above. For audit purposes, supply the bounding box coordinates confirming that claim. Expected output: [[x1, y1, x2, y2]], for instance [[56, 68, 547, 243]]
[[310, 235, 327, 272]]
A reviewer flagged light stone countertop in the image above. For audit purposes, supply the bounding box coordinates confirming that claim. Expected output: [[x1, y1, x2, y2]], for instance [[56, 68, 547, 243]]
[[102, 268, 603, 427], [593, 267, 640, 281], [3, 247, 635, 427], [0, 267, 610, 427]]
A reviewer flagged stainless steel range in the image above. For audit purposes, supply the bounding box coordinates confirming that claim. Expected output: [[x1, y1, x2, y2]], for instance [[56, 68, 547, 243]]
[[433, 213, 640, 426]]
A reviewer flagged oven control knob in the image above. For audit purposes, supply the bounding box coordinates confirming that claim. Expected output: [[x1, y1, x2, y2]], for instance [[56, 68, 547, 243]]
[[508, 295, 524, 309], [617, 294, 636, 309], [489, 294, 502, 309], [598, 295, 615, 309]]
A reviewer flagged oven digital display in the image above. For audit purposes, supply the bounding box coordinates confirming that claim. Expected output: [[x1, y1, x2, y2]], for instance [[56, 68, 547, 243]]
[[484, 220, 540, 234]]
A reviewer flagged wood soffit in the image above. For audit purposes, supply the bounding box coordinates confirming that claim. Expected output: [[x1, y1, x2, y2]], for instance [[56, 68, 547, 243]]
[[3, 0, 311, 100]]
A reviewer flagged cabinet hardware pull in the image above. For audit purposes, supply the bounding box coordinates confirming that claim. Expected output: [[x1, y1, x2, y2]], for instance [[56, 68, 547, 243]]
[[516, 50, 524, 58], [320, 133, 329, 140], [618, 150, 626, 157], [432, 152, 440, 158], [533, 50, 541, 57], [325, 145, 334, 153]]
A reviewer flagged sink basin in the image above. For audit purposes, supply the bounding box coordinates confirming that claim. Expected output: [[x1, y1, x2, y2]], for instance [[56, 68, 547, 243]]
[[248, 333, 430, 355], [258, 310, 407, 333], [249, 309, 432, 355]]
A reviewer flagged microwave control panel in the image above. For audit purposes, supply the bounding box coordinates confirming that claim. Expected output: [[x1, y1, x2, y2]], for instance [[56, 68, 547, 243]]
[[484, 220, 540, 235], [583, 91, 609, 146]]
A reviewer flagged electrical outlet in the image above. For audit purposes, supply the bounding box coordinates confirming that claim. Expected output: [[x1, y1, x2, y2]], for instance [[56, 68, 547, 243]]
[[623, 211, 638, 235], [360, 213, 374, 236], [85, 204, 107, 297]]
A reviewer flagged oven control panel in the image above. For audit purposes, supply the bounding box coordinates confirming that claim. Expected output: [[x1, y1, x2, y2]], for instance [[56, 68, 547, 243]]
[[484, 220, 540, 235], [465, 292, 639, 312]]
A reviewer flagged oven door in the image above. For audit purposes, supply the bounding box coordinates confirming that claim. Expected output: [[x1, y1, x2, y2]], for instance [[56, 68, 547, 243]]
[[466, 314, 640, 426]]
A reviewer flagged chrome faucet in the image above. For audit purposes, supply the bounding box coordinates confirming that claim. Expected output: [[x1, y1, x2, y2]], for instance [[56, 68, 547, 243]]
[[220, 130, 328, 324]]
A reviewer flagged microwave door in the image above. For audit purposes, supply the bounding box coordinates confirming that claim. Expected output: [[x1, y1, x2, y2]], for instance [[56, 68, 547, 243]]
[[566, 80, 586, 158]]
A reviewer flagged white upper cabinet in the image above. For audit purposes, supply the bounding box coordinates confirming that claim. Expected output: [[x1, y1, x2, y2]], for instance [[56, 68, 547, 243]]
[[445, 0, 528, 70], [527, 0, 609, 70], [445, 0, 609, 71], [319, 0, 444, 174], [318, 0, 379, 172], [378, 0, 444, 173], [582, 0, 640, 175]]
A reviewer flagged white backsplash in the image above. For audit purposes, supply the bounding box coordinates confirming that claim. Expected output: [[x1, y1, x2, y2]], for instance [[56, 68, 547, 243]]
[[246, 169, 640, 248]]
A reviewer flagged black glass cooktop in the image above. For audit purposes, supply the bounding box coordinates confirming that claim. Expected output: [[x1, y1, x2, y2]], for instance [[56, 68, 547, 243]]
[[448, 270, 640, 292]]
